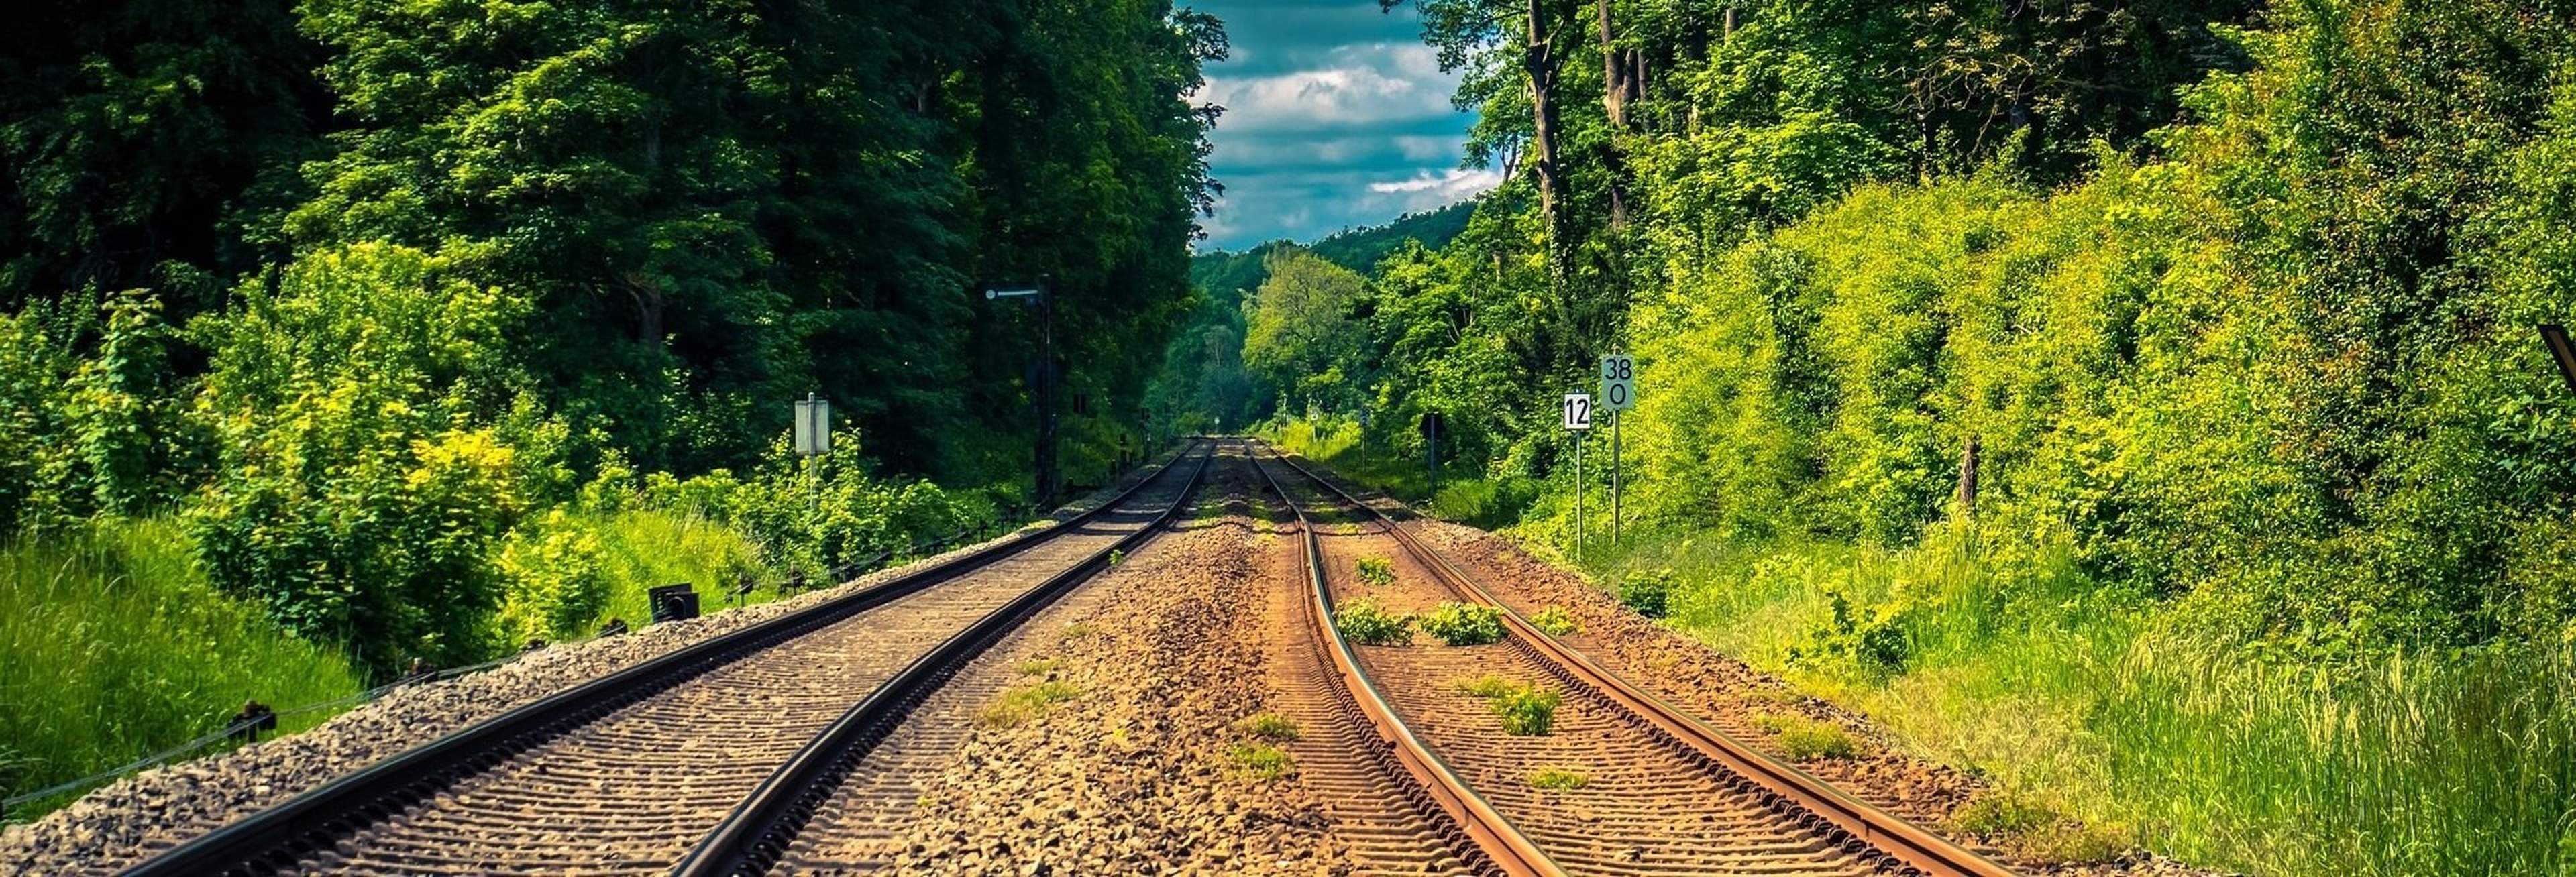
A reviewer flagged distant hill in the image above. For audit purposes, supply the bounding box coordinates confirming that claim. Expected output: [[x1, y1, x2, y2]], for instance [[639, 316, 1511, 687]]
[[1190, 200, 1475, 294]]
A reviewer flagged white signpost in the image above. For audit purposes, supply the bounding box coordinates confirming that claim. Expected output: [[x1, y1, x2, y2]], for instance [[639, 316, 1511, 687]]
[[793, 393, 831, 457], [1599, 353, 1635, 542], [1564, 392, 1591, 555]]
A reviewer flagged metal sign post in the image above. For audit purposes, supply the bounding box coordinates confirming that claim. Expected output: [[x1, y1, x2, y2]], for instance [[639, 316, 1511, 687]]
[[792, 393, 830, 517], [1599, 354, 1635, 544], [1563, 392, 1592, 558]]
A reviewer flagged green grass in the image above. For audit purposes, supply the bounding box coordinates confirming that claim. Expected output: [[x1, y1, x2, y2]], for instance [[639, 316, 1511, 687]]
[[1456, 675, 1561, 736], [977, 679, 1081, 729], [1585, 526, 2576, 876], [1527, 766, 1589, 791], [1455, 674, 1519, 699], [1224, 742, 1295, 780], [0, 518, 362, 819], [1267, 416, 1532, 528], [1529, 605, 1581, 636], [588, 509, 771, 628], [1234, 711, 1300, 742], [1751, 712, 1860, 760], [1354, 556, 1396, 587]]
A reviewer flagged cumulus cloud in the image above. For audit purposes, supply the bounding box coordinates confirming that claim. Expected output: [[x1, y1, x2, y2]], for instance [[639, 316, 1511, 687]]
[[1189, 1, 1483, 249]]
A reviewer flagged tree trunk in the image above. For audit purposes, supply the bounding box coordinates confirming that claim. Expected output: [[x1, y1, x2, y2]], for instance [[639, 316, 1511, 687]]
[[623, 276, 667, 349], [1524, 0, 1568, 276], [1595, 0, 1635, 227]]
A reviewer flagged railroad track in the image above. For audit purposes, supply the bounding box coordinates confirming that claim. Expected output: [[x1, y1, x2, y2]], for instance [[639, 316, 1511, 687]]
[[1250, 441, 2021, 877], [124, 441, 1214, 876]]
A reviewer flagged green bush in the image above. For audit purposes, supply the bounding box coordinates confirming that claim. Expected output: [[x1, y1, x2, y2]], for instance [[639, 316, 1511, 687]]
[[1416, 601, 1505, 646], [1618, 569, 1672, 619], [1788, 589, 1911, 677], [495, 510, 611, 644], [186, 243, 561, 677], [1332, 597, 1413, 645]]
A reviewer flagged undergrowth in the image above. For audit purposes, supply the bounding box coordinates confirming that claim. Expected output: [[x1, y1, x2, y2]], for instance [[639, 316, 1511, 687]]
[[0, 518, 360, 815]]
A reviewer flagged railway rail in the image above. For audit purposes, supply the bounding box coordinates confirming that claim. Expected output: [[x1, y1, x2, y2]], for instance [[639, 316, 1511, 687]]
[[122, 441, 1213, 876], [1251, 441, 2021, 877]]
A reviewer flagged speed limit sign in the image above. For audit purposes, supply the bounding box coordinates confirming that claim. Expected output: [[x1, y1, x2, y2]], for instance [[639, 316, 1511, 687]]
[[1562, 393, 1593, 430], [1599, 354, 1635, 412]]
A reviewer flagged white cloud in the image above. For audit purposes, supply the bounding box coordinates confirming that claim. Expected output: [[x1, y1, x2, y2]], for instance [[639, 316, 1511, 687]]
[[1367, 168, 1502, 196], [1198, 43, 1458, 134]]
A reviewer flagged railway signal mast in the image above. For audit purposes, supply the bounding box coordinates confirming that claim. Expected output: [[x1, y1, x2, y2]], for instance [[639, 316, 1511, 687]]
[[986, 279, 1057, 508]]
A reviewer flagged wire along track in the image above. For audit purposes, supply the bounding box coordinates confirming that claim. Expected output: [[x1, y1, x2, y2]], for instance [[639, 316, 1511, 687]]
[[1254, 441, 2021, 877]]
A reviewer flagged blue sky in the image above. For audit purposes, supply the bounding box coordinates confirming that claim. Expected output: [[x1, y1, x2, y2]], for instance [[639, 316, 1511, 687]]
[[1187, 1, 1494, 251]]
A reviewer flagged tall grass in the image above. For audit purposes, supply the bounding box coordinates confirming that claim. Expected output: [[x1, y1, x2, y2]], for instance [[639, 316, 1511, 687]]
[[0, 518, 360, 817], [588, 509, 772, 626], [1597, 528, 2576, 877], [1269, 416, 1533, 528]]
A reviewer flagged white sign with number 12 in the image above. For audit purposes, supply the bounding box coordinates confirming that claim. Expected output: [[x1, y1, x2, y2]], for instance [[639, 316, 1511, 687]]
[[1562, 393, 1593, 431]]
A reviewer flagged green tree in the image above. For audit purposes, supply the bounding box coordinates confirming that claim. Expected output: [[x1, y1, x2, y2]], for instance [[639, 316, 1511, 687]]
[[1244, 248, 1374, 416]]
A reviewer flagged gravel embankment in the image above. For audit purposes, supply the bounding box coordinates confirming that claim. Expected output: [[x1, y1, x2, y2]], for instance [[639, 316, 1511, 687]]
[[0, 466, 1169, 875], [872, 493, 1338, 873]]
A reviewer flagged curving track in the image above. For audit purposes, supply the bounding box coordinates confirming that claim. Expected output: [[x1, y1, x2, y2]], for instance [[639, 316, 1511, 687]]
[[1251, 441, 2020, 877], [123, 443, 1211, 876]]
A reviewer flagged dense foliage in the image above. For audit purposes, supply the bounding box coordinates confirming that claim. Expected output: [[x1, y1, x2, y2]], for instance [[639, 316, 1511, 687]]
[[1186, 1, 2576, 870], [0, 0, 1220, 679]]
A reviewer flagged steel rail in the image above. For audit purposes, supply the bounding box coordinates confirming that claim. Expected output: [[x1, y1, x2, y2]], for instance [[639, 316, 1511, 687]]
[[1262, 441, 2022, 877], [670, 441, 1216, 876], [1250, 445, 1564, 877], [121, 440, 1209, 877]]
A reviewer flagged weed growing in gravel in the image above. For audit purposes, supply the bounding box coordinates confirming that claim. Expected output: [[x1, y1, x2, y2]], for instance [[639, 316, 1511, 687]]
[[1333, 597, 1413, 645], [1949, 790, 2131, 863], [1458, 677, 1562, 735], [1753, 712, 1859, 760], [1493, 687, 1562, 736], [1061, 622, 1097, 640], [1527, 766, 1589, 791], [1234, 711, 1301, 742], [1530, 605, 1581, 636], [1017, 658, 1059, 677], [1108, 548, 1126, 567], [1455, 675, 1518, 699], [1355, 556, 1396, 586], [979, 680, 1080, 728], [1226, 742, 1296, 780], [1417, 601, 1505, 646]]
